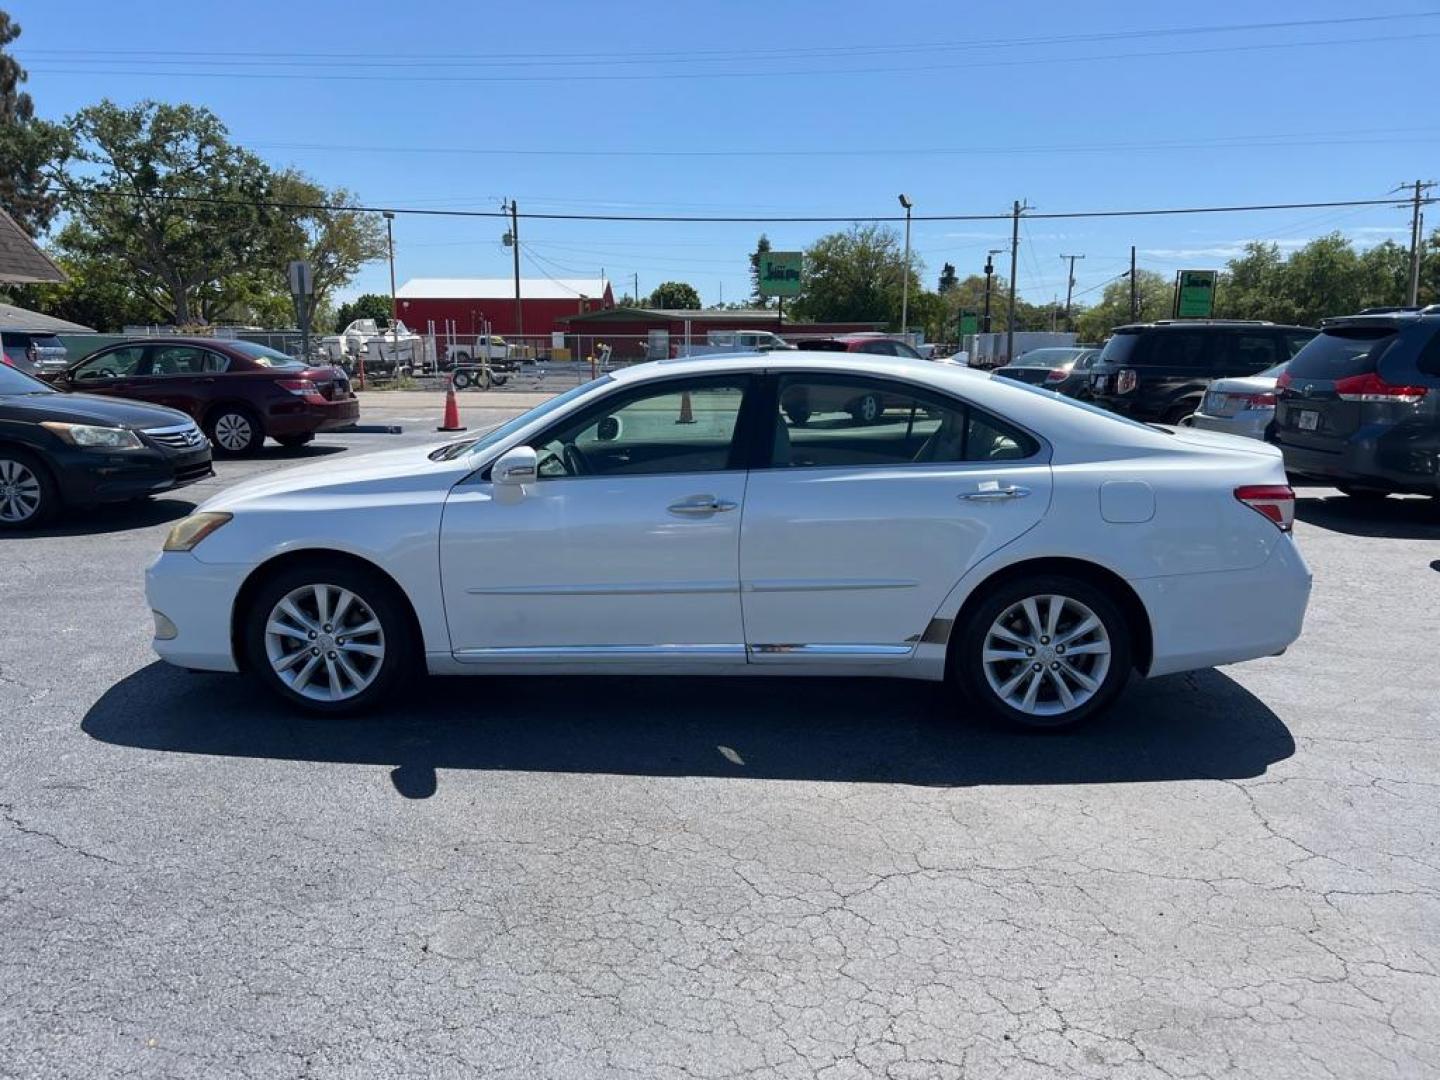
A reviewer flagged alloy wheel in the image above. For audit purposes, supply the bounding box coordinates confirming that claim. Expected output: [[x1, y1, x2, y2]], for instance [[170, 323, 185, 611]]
[[263, 583, 387, 703], [981, 593, 1112, 718], [214, 413, 254, 451], [0, 458, 43, 524]]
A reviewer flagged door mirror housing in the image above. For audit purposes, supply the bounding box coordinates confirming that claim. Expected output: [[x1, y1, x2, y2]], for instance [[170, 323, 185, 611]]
[[492, 445, 538, 486]]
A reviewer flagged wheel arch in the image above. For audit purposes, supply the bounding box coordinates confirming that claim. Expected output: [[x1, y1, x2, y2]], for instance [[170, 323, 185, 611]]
[[229, 548, 425, 674], [943, 556, 1154, 677]]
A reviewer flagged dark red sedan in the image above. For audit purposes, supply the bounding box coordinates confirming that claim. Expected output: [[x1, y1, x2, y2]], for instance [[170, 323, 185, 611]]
[[53, 339, 359, 456]]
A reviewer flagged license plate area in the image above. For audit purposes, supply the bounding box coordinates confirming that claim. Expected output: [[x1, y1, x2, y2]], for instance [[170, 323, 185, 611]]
[[1297, 409, 1319, 431]]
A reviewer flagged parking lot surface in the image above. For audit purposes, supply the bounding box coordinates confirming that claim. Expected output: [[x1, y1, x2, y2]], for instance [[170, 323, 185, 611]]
[[3, 397, 1439, 1079]]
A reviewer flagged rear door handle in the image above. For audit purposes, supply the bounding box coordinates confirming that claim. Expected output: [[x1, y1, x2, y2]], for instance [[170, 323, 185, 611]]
[[959, 485, 1030, 502], [668, 495, 738, 516]]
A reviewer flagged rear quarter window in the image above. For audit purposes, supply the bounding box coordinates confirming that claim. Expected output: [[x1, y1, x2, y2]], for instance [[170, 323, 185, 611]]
[[1288, 327, 1398, 380]]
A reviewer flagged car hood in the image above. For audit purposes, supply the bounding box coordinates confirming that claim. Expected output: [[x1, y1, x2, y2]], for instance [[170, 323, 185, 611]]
[[1207, 375, 1279, 395], [1163, 424, 1283, 459], [0, 391, 191, 428], [200, 440, 475, 511]]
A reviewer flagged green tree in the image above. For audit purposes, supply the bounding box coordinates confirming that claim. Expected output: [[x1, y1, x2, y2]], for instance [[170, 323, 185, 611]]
[[47, 100, 275, 325], [11, 249, 153, 330], [648, 280, 702, 309], [788, 223, 921, 327], [0, 12, 60, 234], [333, 293, 393, 332], [748, 233, 772, 309], [1074, 269, 1172, 341]]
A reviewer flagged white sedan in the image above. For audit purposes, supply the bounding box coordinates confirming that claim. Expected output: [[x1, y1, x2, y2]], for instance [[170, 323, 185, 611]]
[[146, 353, 1312, 729]]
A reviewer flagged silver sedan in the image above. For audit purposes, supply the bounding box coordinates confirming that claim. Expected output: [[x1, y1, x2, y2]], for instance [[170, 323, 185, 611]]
[[1186, 362, 1286, 440]]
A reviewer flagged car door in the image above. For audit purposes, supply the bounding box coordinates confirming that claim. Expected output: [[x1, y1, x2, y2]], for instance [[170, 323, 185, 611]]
[[740, 373, 1051, 664], [440, 374, 756, 662], [66, 345, 147, 398], [123, 345, 228, 419]]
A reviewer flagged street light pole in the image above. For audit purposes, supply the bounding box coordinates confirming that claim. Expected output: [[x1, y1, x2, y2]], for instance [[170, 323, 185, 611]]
[[982, 249, 1001, 334], [898, 194, 913, 338], [383, 210, 397, 376]]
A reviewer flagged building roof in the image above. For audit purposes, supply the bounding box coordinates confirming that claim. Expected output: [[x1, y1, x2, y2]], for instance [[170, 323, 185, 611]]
[[397, 277, 610, 301], [0, 208, 65, 284], [0, 302, 93, 334]]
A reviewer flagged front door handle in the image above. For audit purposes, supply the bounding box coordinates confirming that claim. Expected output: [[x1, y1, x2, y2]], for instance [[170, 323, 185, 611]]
[[668, 495, 739, 516], [959, 485, 1030, 502]]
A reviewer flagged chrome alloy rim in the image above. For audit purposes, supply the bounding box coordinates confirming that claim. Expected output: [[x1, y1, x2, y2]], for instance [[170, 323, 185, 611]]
[[214, 413, 253, 450], [263, 584, 385, 702], [0, 458, 42, 523], [982, 594, 1111, 717]]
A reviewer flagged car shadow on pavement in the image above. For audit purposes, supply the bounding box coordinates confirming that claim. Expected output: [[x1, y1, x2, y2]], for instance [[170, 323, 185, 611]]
[[1295, 491, 1440, 539], [19, 496, 196, 538], [254, 443, 349, 461], [83, 662, 1294, 798]]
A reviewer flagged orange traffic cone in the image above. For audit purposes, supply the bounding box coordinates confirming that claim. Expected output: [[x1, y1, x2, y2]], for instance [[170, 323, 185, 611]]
[[437, 374, 466, 432], [675, 389, 696, 425]]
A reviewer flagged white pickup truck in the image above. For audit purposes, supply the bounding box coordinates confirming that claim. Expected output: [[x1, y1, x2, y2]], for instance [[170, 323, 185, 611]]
[[673, 330, 795, 357], [444, 334, 517, 371]]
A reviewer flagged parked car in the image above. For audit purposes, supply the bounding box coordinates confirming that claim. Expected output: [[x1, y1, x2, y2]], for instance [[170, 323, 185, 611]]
[[797, 333, 925, 360], [1186, 362, 1287, 441], [52, 339, 359, 456], [146, 352, 1310, 730], [994, 347, 1101, 397], [1088, 320, 1316, 424], [2, 330, 68, 379], [1273, 308, 1440, 500], [0, 362, 211, 529]]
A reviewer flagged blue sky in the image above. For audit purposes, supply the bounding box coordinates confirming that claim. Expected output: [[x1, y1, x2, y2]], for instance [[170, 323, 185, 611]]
[[9, 0, 1437, 312]]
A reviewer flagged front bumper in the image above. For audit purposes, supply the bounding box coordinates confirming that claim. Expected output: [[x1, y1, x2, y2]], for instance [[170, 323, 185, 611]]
[[1136, 535, 1312, 678], [146, 551, 248, 672], [52, 444, 214, 505]]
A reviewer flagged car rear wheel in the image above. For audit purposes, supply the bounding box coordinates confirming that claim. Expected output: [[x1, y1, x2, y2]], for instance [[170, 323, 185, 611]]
[[849, 393, 883, 424], [244, 563, 414, 714], [0, 449, 57, 530], [207, 406, 265, 457], [954, 575, 1132, 730], [1163, 401, 1198, 425], [1337, 484, 1390, 502]]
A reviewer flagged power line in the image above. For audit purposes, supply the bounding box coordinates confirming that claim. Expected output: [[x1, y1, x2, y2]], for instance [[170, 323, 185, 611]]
[[23, 30, 1439, 84], [44, 186, 1435, 224]]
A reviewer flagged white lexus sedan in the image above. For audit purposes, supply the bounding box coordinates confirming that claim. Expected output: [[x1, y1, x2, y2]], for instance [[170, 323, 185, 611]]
[[146, 353, 1312, 729]]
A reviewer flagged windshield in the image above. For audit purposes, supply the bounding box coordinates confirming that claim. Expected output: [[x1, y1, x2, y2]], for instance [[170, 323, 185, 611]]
[[1013, 348, 1084, 369], [0, 364, 57, 395], [1287, 327, 1398, 381], [226, 340, 309, 370], [428, 376, 613, 461]]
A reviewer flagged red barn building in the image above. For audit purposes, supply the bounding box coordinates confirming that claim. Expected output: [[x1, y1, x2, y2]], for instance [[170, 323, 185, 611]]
[[395, 277, 613, 341]]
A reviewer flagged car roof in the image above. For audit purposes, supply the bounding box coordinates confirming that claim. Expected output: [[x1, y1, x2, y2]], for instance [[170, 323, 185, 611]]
[[1112, 320, 1317, 333]]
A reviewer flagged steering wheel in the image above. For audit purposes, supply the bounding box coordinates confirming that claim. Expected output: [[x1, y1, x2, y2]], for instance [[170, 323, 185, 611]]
[[562, 442, 590, 476]]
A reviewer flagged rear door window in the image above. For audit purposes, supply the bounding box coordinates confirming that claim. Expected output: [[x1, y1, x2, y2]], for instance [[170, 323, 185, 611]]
[[1149, 331, 1212, 369], [1227, 333, 1283, 372], [1287, 327, 1398, 381]]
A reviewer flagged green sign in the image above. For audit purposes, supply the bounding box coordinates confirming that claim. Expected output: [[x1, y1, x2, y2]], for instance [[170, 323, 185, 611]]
[[1175, 269, 1218, 318], [959, 313, 979, 335], [758, 251, 803, 298]]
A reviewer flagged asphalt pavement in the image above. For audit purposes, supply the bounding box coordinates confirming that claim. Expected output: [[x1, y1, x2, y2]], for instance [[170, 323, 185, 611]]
[[2, 394, 1439, 1079]]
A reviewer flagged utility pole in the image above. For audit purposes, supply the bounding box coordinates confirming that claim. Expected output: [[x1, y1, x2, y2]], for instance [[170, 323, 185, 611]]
[[1060, 253, 1085, 332], [1005, 200, 1030, 366], [898, 194, 914, 337], [503, 199, 524, 340], [982, 248, 1001, 334], [383, 210, 397, 376], [634, 271, 640, 307], [1130, 245, 1138, 320], [1406, 180, 1435, 306]]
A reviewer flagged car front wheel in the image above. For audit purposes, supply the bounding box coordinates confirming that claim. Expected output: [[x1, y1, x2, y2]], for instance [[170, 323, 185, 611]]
[[0, 449, 57, 530], [954, 575, 1132, 730], [244, 563, 414, 714]]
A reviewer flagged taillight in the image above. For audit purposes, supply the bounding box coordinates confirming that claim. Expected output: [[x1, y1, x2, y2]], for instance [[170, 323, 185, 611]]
[[1044, 368, 1068, 383], [1235, 484, 1295, 531], [1235, 392, 1277, 408], [1332, 371, 1428, 403], [276, 378, 327, 405], [1275, 370, 1292, 391], [1116, 368, 1137, 394], [0, 354, 12, 367]]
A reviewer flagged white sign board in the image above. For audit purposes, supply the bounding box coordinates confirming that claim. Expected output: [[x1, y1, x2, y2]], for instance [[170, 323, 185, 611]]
[[287, 260, 314, 297]]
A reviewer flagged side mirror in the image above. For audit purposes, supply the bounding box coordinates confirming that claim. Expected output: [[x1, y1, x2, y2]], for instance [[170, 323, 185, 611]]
[[492, 445, 537, 486]]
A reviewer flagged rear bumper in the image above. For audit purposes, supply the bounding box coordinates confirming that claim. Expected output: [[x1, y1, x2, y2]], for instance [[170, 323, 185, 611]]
[[1189, 410, 1273, 441], [264, 397, 361, 437], [1276, 427, 1440, 494], [145, 551, 247, 672], [51, 444, 214, 505], [1136, 536, 1312, 678]]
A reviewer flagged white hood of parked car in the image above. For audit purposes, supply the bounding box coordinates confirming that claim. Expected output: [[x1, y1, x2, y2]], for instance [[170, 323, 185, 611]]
[[200, 442, 473, 511]]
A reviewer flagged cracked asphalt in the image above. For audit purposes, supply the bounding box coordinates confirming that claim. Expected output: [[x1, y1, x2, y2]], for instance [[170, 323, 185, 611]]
[[2, 401, 1439, 1079]]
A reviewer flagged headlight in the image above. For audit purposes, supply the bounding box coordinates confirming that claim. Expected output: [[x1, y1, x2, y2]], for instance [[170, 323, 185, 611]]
[[163, 512, 233, 552], [40, 421, 143, 449]]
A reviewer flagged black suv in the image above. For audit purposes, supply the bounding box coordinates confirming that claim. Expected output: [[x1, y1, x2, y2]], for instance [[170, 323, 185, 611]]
[[1273, 307, 1440, 499], [1088, 320, 1316, 424]]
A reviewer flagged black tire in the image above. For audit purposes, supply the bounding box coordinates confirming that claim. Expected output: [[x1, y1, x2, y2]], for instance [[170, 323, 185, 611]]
[[1337, 484, 1390, 502], [1162, 401, 1198, 425], [849, 393, 883, 424], [206, 405, 265, 457], [275, 433, 314, 449], [242, 561, 415, 715], [452, 370, 472, 390], [952, 574, 1133, 731], [0, 447, 59, 530]]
